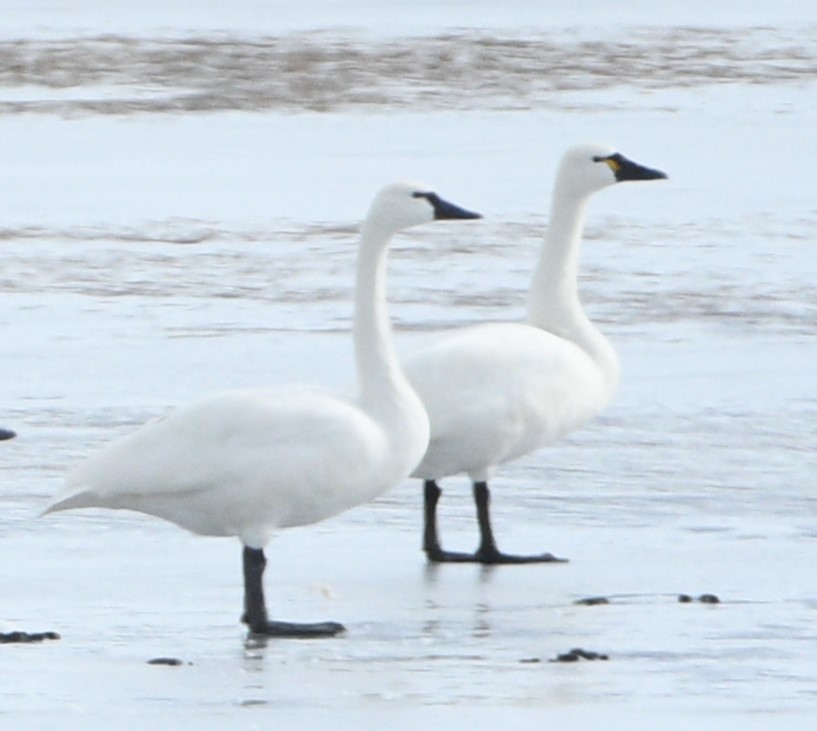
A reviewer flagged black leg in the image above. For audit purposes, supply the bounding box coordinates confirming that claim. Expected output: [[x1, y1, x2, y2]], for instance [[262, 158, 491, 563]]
[[423, 480, 484, 563], [0, 428, 15, 441], [423, 479, 446, 559], [241, 546, 345, 638], [472, 482, 566, 564], [422, 479, 567, 564]]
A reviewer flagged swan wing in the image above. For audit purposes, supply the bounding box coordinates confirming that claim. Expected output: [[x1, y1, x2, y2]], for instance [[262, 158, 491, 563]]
[[46, 387, 388, 527], [404, 323, 610, 479]]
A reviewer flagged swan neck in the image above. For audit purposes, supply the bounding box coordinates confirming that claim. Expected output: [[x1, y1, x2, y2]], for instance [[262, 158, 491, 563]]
[[527, 188, 588, 327], [526, 187, 619, 389], [353, 221, 415, 415]]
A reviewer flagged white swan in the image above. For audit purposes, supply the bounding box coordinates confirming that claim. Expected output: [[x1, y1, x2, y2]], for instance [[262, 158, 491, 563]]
[[403, 144, 667, 564], [0, 428, 14, 441], [44, 182, 481, 636]]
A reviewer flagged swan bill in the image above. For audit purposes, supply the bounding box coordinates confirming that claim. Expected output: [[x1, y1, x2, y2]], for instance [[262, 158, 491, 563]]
[[594, 152, 668, 182], [413, 191, 482, 221]]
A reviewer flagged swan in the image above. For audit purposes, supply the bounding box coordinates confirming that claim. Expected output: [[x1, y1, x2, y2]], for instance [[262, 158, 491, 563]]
[[44, 182, 481, 637], [0, 429, 14, 441], [403, 144, 667, 564]]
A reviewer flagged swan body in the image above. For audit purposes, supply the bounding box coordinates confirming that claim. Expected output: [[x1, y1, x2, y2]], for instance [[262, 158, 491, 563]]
[[55, 387, 408, 546], [403, 144, 667, 564], [45, 182, 481, 635], [409, 322, 613, 483]]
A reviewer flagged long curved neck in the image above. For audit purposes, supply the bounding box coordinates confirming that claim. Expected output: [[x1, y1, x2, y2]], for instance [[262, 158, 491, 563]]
[[527, 186, 588, 329], [526, 185, 619, 386], [353, 220, 416, 418]]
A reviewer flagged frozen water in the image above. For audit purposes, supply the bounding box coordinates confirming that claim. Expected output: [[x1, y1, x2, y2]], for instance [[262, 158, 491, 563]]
[[1, 0, 816, 38], [1, 1, 817, 728]]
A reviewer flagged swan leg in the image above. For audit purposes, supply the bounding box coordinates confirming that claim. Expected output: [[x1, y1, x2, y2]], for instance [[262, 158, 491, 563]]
[[423, 479, 567, 564], [241, 547, 345, 638], [472, 481, 567, 564], [423, 479, 481, 562], [422, 479, 504, 563], [0, 428, 15, 441]]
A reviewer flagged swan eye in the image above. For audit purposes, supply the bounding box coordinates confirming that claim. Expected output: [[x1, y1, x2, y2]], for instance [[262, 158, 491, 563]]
[[413, 191, 444, 210], [593, 154, 622, 173]]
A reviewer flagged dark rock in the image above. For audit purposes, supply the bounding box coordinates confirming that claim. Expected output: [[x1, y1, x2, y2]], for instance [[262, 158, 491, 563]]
[[0, 630, 60, 644], [679, 593, 720, 604], [148, 657, 186, 666], [575, 596, 609, 606], [550, 647, 609, 663]]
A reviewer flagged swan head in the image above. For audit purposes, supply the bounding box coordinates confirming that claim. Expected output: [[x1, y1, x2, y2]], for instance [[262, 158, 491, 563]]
[[364, 181, 481, 236], [556, 144, 668, 199]]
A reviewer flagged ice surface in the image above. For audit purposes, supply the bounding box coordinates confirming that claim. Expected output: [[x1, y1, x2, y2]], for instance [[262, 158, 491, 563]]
[[1, 0, 816, 38], [1, 1, 817, 728]]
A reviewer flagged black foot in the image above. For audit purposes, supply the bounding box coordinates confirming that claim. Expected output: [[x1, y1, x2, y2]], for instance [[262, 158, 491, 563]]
[[247, 620, 346, 639], [0, 428, 16, 441], [426, 546, 567, 565], [241, 546, 346, 640], [423, 480, 568, 566]]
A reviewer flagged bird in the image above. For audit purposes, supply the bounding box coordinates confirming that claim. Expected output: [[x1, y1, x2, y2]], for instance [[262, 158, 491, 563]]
[[402, 144, 667, 564], [0, 429, 15, 441], [44, 182, 481, 637]]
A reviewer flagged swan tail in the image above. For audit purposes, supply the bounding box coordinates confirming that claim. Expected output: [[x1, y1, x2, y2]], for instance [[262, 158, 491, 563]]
[[40, 487, 99, 517]]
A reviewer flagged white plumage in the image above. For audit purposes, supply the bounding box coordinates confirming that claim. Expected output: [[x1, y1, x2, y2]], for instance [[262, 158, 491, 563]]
[[403, 144, 667, 564], [56, 388, 394, 544], [45, 182, 480, 636]]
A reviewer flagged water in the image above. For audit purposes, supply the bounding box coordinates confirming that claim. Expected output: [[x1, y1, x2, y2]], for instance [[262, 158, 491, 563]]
[[1, 2, 817, 728], [0, 27, 816, 115]]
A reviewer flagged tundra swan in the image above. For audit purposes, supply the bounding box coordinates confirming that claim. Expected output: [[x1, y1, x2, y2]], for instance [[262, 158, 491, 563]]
[[403, 144, 667, 564], [45, 182, 481, 635]]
